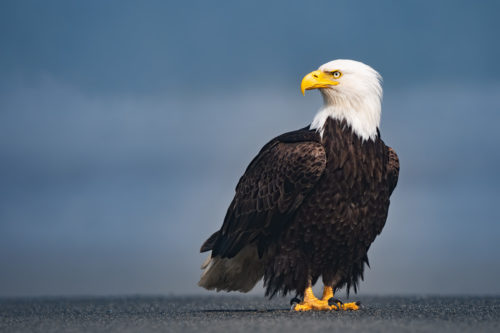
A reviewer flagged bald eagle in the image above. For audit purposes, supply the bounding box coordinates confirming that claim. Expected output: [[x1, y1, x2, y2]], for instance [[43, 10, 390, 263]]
[[199, 59, 399, 311]]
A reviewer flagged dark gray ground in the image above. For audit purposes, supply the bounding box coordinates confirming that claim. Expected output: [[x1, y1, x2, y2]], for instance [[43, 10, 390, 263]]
[[1, 295, 499, 333]]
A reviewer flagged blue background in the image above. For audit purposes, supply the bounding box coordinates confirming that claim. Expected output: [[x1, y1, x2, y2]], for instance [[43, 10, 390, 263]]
[[1, 0, 499, 297]]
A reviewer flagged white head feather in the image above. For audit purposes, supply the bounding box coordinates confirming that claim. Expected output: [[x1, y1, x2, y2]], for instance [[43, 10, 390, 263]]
[[309, 59, 383, 141]]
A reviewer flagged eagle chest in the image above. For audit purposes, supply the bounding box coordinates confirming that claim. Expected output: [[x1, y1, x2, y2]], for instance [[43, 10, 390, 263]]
[[298, 129, 388, 246]]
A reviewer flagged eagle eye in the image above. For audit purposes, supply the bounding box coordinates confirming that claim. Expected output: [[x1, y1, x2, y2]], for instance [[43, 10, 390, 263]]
[[331, 71, 342, 79]]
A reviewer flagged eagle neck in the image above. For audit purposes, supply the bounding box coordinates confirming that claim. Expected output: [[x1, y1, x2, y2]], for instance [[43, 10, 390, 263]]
[[310, 91, 381, 142], [320, 118, 379, 148]]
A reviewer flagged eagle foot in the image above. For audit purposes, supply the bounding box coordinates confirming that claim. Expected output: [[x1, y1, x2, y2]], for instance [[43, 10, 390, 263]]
[[291, 286, 338, 311], [291, 286, 361, 311], [292, 298, 333, 311], [328, 298, 361, 311]]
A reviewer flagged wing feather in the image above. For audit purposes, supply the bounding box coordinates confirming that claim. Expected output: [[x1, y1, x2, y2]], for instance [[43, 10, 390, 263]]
[[203, 129, 326, 259], [386, 146, 399, 195]]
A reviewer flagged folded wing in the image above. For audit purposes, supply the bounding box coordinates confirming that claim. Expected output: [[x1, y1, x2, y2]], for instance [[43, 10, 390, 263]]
[[201, 128, 327, 259]]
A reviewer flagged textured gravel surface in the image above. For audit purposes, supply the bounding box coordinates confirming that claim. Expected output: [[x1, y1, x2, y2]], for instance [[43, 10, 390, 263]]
[[1, 295, 499, 332]]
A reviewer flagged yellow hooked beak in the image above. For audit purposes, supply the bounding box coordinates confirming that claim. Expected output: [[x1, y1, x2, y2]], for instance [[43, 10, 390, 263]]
[[300, 70, 339, 95]]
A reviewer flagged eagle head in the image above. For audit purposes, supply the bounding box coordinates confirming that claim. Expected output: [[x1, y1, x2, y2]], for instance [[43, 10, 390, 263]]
[[301, 59, 383, 141]]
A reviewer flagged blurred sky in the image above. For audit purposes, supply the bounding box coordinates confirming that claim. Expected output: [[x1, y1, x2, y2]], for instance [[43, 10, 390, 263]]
[[1, 0, 499, 297]]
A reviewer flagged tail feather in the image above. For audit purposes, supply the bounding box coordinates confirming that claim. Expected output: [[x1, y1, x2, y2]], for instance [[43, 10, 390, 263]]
[[200, 231, 220, 253], [198, 245, 265, 292]]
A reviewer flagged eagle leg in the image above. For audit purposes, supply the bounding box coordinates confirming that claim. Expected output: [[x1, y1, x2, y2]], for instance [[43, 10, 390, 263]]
[[291, 280, 361, 312], [323, 286, 361, 311], [292, 285, 332, 311]]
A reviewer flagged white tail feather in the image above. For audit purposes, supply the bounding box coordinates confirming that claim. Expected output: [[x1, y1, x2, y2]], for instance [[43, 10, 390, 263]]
[[198, 245, 265, 293]]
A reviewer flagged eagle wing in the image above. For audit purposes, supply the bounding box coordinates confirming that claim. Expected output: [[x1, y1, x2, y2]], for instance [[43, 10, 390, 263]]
[[201, 128, 326, 259]]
